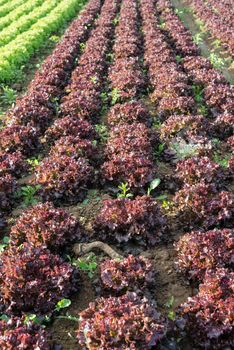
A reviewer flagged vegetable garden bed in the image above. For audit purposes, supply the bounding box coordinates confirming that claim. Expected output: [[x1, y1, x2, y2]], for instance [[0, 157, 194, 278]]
[[0, 0, 233, 349]]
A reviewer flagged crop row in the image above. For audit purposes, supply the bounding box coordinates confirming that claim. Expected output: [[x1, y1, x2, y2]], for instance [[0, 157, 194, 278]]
[[109, 0, 145, 100], [0, 0, 45, 32], [187, 0, 234, 56], [0, 0, 26, 18], [0, 0, 86, 83], [0, 0, 61, 47], [34, 0, 120, 203], [152, 0, 233, 227], [102, 0, 157, 191], [0, 0, 102, 224]]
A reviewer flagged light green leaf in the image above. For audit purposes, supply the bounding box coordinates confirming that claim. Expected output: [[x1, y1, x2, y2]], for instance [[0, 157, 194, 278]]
[[56, 298, 71, 311]]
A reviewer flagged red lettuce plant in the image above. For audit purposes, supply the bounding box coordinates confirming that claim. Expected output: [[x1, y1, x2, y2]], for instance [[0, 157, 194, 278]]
[[160, 114, 208, 142], [61, 0, 119, 118], [228, 156, 234, 172], [157, 96, 195, 117], [151, 82, 190, 103], [100, 255, 155, 293], [10, 202, 83, 251], [109, 59, 145, 100], [105, 123, 154, 158], [173, 182, 234, 227], [107, 101, 150, 126], [77, 292, 166, 349], [211, 114, 234, 139], [35, 155, 94, 203], [44, 116, 96, 145], [6, 93, 54, 132], [0, 151, 29, 177], [93, 196, 165, 245], [0, 125, 39, 155], [175, 229, 234, 281], [0, 174, 17, 212], [49, 135, 98, 163], [227, 135, 234, 151], [204, 83, 234, 113], [103, 122, 156, 188], [179, 268, 234, 349], [102, 153, 155, 188], [0, 316, 50, 350], [187, 68, 226, 86], [176, 157, 224, 185], [0, 243, 77, 314], [61, 91, 102, 120], [182, 56, 212, 71]]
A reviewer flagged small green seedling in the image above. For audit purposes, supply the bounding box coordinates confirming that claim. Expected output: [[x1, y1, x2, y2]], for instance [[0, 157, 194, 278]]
[[195, 18, 206, 32], [50, 35, 60, 43], [192, 33, 204, 45], [152, 119, 162, 130], [0, 236, 10, 253], [161, 199, 174, 211], [106, 52, 114, 62], [154, 143, 165, 157], [212, 39, 221, 49], [192, 84, 204, 103], [197, 104, 208, 117], [26, 156, 42, 170], [175, 55, 182, 63], [16, 185, 41, 207], [113, 17, 119, 26], [165, 296, 176, 321], [90, 76, 98, 84], [211, 138, 220, 147], [110, 88, 120, 105], [213, 152, 231, 168], [56, 298, 72, 312], [79, 42, 86, 51], [100, 91, 108, 104], [95, 124, 109, 143], [76, 254, 98, 278], [24, 314, 41, 326], [147, 178, 161, 196], [209, 53, 225, 69], [117, 182, 133, 199], [0, 85, 17, 106]]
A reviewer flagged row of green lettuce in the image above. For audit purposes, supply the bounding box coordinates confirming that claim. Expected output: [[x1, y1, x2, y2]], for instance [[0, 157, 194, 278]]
[[0, 0, 26, 18], [0, 0, 45, 32], [0, 0, 62, 47], [0, 0, 86, 83]]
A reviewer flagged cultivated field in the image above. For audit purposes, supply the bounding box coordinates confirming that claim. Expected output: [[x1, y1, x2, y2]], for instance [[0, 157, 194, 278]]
[[0, 0, 233, 349]]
